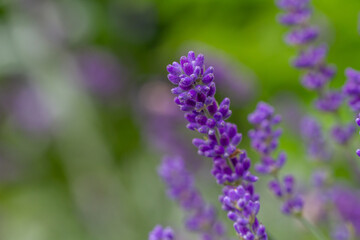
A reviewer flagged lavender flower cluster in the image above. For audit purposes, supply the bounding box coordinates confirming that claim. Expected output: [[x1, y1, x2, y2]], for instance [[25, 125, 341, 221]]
[[147, 1, 360, 239], [149, 225, 174, 240], [277, 0, 342, 114], [165, 51, 267, 240], [300, 117, 330, 161], [248, 102, 303, 216]]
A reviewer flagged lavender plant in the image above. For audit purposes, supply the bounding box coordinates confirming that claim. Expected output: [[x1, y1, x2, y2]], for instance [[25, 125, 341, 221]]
[[146, 2, 360, 240]]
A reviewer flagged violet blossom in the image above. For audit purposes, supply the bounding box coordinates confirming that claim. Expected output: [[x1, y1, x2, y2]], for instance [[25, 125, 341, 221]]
[[331, 124, 356, 145], [332, 187, 360, 236], [149, 225, 175, 240]]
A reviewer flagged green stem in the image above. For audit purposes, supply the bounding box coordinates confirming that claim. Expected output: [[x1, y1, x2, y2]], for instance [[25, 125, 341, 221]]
[[298, 216, 327, 240]]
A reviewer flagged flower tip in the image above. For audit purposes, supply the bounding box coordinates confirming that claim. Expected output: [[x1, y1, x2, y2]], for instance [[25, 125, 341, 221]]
[[356, 149, 360, 157]]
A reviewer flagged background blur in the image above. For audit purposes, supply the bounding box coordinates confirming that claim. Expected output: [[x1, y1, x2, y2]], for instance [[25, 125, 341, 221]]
[[0, 0, 359, 239]]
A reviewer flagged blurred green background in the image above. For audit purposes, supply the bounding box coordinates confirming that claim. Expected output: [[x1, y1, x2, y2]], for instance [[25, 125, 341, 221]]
[[0, 0, 359, 239]]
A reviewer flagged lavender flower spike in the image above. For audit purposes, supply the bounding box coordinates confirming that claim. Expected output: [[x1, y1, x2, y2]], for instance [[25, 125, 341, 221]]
[[276, 0, 341, 113], [166, 51, 267, 240], [300, 116, 330, 161], [158, 156, 226, 240], [149, 225, 175, 240], [248, 102, 303, 216]]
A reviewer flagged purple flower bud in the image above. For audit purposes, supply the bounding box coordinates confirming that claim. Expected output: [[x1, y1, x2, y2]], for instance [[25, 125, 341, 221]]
[[293, 45, 327, 68], [285, 26, 318, 45], [315, 91, 343, 112], [277, 9, 311, 25], [331, 124, 356, 145], [276, 0, 309, 10], [148, 225, 175, 240], [203, 74, 214, 84], [269, 180, 283, 197]]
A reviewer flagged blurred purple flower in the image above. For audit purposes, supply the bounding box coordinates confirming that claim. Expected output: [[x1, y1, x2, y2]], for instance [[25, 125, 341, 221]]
[[149, 225, 175, 240], [300, 117, 330, 161], [158, 156, 226, 240], [10, 86, 52, 133], [76, 49, 124, 99], [315, 91, 343, 112], [0, 75, 52, 135], [332, 187, 360, 236], [248, 102, 303, 216], [276, 0, 342, 112], [138, 81, 199, 167], [331, 124, 356, 145], [332, 224, 350, 240]]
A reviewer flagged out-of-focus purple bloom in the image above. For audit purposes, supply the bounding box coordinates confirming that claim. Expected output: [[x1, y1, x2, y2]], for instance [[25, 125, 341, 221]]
[[331, 124, 356, 145], [312, 170, 329, 189], [301, 66, 336, 90], [166, 51, 267, 239], [293, 45, 328, 69], [315, 91, 343, 112], [332, 225, 350, 240], [149, 225, 175, 240], [268, 176, 303, 215], [77, 49, 124, 99], [276, 0, 309, 10], [10, 85, 52, 134], [278, 9, 311, 25], [248, 102, 282, 156], [276, 0, 342, 111], [158, 156, 226, 239], [0, 74, 53, 137], [285, 26, 318, 45], [343, 68, 360, 111], [139, 81, 199, 167], [300, 117, 330, 160], [332, 187, 360, 236], [248, 102, 303, 216]]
